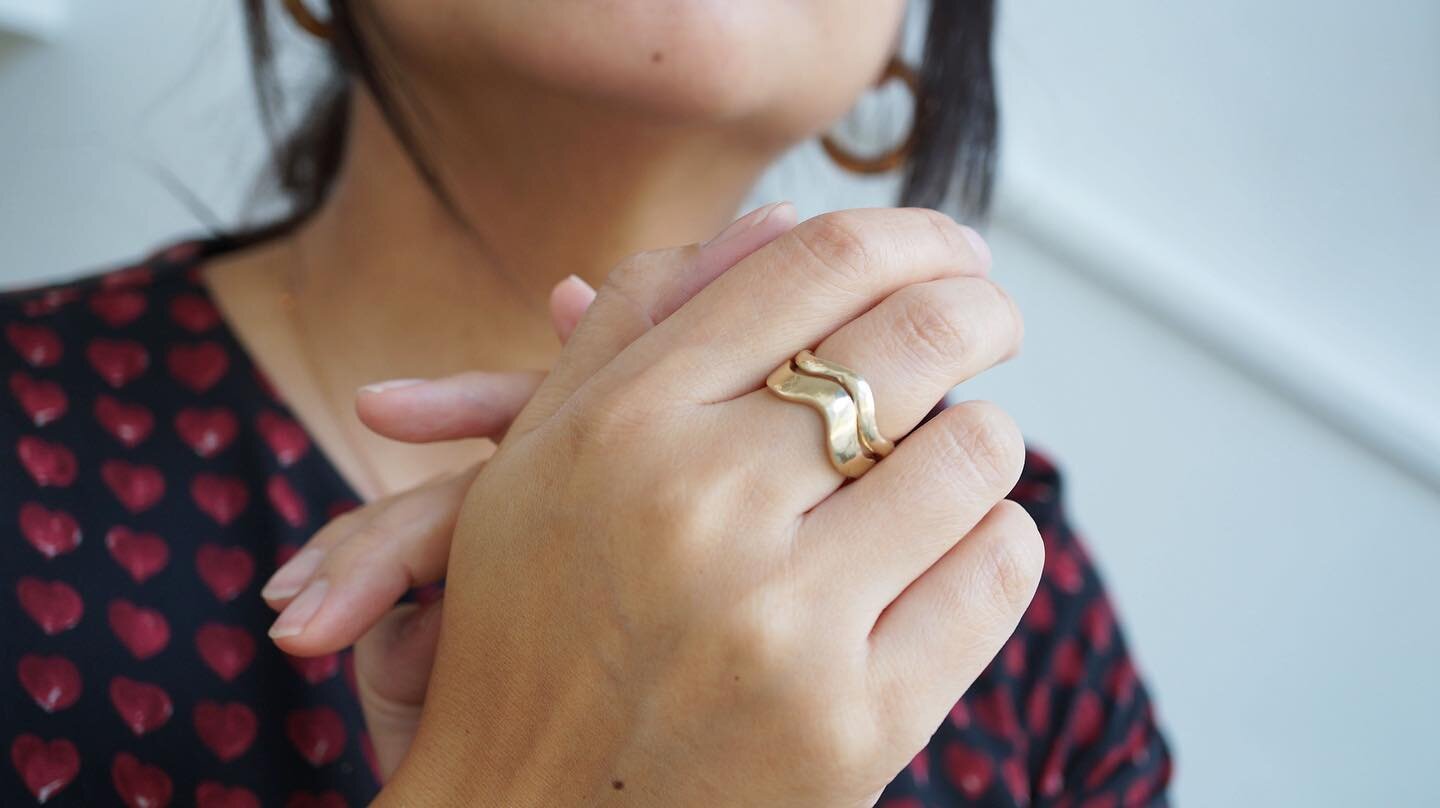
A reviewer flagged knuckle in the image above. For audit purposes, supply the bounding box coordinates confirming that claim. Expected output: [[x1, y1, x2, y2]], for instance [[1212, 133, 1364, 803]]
[[940, 401, 1026, 492], [567, 385, 655, 454], [803, 704, 880, 778], [917, 207, 969, 255], [716, 599, 800, 677], [596, 257, 662, 330], [791, 211, 875, 284], [891, 284, 977, 367]]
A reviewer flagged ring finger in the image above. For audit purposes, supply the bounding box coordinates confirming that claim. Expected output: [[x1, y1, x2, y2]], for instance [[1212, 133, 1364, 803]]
[[716, 272, 1023, 511]]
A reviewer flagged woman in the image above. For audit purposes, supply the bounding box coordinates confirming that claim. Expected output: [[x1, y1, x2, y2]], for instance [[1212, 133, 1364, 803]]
[[2, 0, 1171, 805]]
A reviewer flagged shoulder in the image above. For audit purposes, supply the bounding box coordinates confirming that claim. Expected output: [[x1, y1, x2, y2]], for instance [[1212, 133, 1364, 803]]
[[2, 239, 231, 381], [1, 239, 215, 326]]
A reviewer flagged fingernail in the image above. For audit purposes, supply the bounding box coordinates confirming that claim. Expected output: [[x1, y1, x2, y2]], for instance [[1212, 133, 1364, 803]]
[[561, 273, 595, 295], [702, 201, 788, 248], [268, 579, 328, 639], [358, 378, 426, 395], [959, 225, 992, 269], [262, 546, 325, 601]]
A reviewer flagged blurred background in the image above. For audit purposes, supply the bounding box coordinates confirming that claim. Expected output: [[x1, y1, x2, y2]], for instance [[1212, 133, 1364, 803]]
[[1, 1, 1436, 804]]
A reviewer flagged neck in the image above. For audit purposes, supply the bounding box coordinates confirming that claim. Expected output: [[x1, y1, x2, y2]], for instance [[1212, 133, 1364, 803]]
[[287, 85, 776, 376]]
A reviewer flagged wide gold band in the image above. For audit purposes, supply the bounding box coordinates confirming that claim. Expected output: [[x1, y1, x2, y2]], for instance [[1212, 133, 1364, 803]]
[[765, 350, 892, 479]]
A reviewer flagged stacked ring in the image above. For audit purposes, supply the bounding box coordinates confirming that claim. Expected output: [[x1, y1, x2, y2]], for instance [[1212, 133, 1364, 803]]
[[765, 349, 894, 478]]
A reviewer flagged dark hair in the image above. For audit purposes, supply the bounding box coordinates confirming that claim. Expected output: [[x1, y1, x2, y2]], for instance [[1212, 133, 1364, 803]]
[[237, 1, 997, 243]]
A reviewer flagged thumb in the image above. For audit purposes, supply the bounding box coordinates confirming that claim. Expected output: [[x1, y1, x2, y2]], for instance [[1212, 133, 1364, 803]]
[[355, 595, 445, 782]]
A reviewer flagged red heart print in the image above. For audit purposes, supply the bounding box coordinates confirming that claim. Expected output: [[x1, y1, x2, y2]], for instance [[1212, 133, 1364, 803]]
[[1002, 635, 1027, 677], [102, 460, 166, 513], [167, 342, 229, 393], [174, 407, 238, 458], [170, 294, 220, 333], [907, 746, 930, 785], [1023, 586, 1056, 633], [100, 264, 154, 289], [196, 623, 256, 681], [111, 752, 173, 808], [1044, 542, 1085, 594], [193, 701, 258, 762], [256, 411, 310, 466], [286, 706, 347, 767], [284, 791, 348, 808], [1052, 637, 1085, 687], [1105, 657, 1138, 707], [6, 322, 63, 367], [1026, 682, 1053, 737], [191, 474, 249, 526], [10, 734, 79, 803], [89, 288, 148, 327], [18, 654, 82, 713], [10, 372, 67, 426], [87, 338, 149, 388], [196, 782, 260, 808], [18, 502, 81, 558], [21, 287, 81, 317], [286, 652, 339, 685], [109, 677, 173, 736], [267, 474, 307, 528], [974, 686, 1021, 740], [327, 499, 360, 520], [1002, 758, 1029, 804], [17, 577, 83, 635], [105, 527, 170, 584], [160, 242, 200, 263], [196, 544, 254, 602], [1070, 690, 1104, 748], [18, 435, 77, 487], [108, 599, 170, 660], [1082, 598, 1114, 652], [948, 699, 971, 730], [95, 395, 155, 448], [942, 742, 995, 800]]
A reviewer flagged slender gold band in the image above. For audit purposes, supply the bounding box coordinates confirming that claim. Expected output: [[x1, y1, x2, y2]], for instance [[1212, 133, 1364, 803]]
[[765, 350, 893, 479]]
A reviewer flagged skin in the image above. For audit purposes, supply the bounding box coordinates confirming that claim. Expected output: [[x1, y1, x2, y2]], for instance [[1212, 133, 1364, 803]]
[[200, 0, 1042, 803]]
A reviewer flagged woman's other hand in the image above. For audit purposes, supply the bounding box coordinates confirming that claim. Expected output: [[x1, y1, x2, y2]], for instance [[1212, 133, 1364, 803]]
[[379, 206, 1039, 807]]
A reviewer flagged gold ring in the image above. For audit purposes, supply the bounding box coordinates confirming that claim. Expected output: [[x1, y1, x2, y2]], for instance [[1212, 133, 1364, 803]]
[[792, 349, 894, 459], [765, 350, 891, 479]]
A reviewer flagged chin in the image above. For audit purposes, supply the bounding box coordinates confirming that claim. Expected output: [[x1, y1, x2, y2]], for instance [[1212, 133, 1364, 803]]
[[372, 0, 906, 141]]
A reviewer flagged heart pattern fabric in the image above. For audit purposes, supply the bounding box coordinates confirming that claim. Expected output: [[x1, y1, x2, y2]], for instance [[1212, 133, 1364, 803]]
[[2, 242, 379, 806]]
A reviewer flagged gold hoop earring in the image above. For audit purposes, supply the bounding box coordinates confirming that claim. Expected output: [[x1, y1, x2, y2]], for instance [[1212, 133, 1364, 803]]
[[820, 57, 920, 175], [283, 0, 334, 40]]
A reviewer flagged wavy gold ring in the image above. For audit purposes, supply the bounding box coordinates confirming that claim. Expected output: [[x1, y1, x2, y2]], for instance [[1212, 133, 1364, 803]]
[[792, 349, 894, 459], [765, 350, 892, 479]]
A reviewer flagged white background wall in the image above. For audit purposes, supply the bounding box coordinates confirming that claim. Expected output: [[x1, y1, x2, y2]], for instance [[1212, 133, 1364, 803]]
[[3, 2, 1437, 805]]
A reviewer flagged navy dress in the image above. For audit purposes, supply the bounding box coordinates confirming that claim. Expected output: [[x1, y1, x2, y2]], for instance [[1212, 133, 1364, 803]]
[[3, 238, 1172, 806]]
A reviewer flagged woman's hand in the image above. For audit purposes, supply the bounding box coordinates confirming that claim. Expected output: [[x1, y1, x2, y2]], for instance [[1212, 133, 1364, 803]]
[[261, 203, 800, 779], [377, 206, 1041, 807]]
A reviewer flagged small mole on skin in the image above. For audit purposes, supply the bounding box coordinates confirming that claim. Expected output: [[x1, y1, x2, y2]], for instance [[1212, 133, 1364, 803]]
[[613, 780, 625, 790], [650, 51, 664, 63]]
